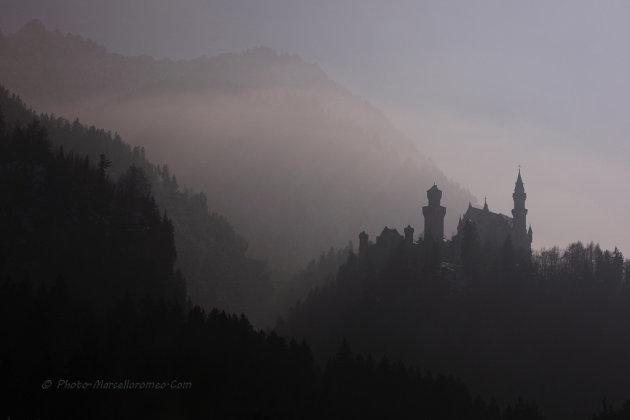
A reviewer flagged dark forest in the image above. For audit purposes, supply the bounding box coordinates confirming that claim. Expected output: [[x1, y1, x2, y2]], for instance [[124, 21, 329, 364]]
[[2, 12, 630, 420], [1, 90, 545, 419]]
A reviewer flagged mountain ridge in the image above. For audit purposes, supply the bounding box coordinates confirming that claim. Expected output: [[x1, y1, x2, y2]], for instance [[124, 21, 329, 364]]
[[0, 20, 476, 270]]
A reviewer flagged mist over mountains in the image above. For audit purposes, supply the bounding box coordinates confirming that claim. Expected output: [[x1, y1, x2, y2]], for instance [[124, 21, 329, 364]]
[[6, 13, 630, 419], [2, 91, 532, 420], [0, 20, 475, 270]]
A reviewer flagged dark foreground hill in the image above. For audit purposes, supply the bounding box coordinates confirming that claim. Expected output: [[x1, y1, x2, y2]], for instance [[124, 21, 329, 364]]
[[0, 20, 475, 271], [279, 227, 630, 419], [0, 107, 545, 420]]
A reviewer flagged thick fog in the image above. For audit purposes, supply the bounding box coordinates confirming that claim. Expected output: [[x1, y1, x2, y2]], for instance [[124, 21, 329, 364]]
[[0, 21, 478, 272], [2, 0, 630, 254], [6, 4, 630, 419]]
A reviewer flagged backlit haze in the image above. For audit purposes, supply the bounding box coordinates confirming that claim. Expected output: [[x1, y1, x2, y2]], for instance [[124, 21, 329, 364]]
[[2, 0, 629, 254]]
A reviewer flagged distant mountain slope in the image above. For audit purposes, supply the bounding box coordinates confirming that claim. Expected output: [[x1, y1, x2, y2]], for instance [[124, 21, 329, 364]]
[[1, 108, 530, 420], [0, 20, 475, 270], [0, 87, 273, 326]]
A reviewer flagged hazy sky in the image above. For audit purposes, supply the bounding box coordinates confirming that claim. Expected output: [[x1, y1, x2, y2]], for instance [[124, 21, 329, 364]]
[[2, 0, 630, 254]]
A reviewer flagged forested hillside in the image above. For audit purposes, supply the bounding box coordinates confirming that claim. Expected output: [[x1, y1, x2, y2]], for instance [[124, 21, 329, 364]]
[[2, 277, 543, 420], [274, 245, 354, 318], [280, 229, 630, 419], [0, 20, 476, 271], [0, 110, 543, 419], [0, 87, 274, 325], [0, 113, 185, 305], [6, 5, 630, 420]]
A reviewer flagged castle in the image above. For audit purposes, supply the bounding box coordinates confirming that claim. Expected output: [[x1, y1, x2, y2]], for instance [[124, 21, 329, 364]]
[[423, 170, 532, 251], [357, 170, 532, 258]]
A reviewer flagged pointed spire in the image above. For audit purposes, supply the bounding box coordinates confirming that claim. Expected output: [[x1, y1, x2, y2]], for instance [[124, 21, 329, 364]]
[[514, 167, 525, 196], [516, 166, 523, 186], [483, 196, 489, 211]]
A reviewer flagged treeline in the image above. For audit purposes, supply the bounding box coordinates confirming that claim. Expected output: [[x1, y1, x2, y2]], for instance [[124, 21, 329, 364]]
[[0, 114, 185, 305], [280, 228, 630, 419], [0, 86, 273, 325], [533, 241, 628, 288], [592, 399, 630, 420], [456, 219, 629, 288], [274, 245, 353, 318], [0, 114, 542, 419], [1, 273, 545, 420]]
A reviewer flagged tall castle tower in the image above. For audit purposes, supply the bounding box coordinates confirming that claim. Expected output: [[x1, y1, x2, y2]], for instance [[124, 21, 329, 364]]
[[511, 169, 532, 249], [422, 184, 446, 242]]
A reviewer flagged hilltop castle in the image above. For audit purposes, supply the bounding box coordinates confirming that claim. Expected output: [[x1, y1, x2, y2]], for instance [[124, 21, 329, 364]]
[[423, 170, 532, 251], [357, 170, 532, 260]]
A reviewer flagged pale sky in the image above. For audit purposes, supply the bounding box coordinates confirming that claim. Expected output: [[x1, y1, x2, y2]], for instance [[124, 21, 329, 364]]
[[2, 0, 629, 254]]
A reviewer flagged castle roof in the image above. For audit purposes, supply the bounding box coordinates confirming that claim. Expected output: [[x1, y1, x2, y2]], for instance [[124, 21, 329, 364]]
[[452, 169, 530, 250], [460, 205, 513, 233], [377, 226, 402, 245]]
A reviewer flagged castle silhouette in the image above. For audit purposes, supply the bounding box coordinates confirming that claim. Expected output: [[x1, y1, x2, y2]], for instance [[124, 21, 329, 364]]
[[424, 169, 532, 251], [358, 169, 532, 255]]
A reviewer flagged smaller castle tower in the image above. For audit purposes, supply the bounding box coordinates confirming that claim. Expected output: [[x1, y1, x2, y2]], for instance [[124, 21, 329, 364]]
[[404, 225, 414, 246], [422, 184, 446, 242]]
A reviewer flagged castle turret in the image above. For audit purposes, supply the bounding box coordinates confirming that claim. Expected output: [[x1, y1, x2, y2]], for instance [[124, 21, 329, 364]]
[[422, 184, 446, 242], [404, 225, 414, 246], [511, 169, 531, 249]]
